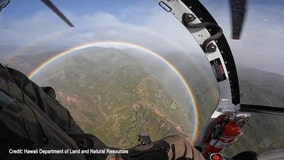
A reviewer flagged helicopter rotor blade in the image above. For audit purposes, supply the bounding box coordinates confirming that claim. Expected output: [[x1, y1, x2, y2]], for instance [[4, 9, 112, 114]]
[[240, 104, 284, 115], [0, 0, 10, 12], [230, 0, 247, 39], [41, 0, 74, 27]]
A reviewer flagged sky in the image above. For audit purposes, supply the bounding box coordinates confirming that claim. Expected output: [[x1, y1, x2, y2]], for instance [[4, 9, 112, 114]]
[[0, 0, 283, 75]]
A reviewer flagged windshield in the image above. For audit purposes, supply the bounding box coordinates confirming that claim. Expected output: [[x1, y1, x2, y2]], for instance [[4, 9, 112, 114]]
[[1, 0, 283, 157]]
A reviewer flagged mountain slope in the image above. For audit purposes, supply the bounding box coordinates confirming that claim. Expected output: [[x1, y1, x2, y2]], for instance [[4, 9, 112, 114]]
[[32, 48, 195, 148]]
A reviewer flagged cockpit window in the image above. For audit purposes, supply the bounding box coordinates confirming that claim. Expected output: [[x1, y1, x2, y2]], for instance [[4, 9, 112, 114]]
[[0, 0, 283, 157]]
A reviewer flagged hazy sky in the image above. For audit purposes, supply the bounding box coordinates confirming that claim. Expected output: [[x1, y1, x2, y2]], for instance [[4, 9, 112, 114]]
[[0, 0, 283, 75]]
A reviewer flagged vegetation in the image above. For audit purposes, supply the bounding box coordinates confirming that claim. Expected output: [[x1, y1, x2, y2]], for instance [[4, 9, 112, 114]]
[[6, 47, 284, 155], [33, 48, 195, 148]]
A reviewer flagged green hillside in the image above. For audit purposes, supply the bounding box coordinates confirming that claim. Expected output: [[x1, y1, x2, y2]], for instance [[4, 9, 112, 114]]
[[33, 48, 195, 148], [6, 48, 284, 155]]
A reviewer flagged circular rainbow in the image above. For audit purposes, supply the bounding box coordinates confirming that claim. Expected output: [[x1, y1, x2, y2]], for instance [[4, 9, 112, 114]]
[[28, 41, 200, 143]]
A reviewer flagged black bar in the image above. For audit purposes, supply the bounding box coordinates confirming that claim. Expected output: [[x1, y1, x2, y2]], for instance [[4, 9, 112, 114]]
[[0, 0, 10, 12], [41, 0, 74, 27], [230, 0, 246, 39], [230, 0, 247, 39], [240, 104, 284, 115]]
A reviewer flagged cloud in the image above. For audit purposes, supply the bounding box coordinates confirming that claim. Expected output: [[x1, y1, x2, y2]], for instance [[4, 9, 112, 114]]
[[75, 12, 124, 27], [0, 3, 199, 50], [0, 10, 71, 45], [0, 1, 283, 75]]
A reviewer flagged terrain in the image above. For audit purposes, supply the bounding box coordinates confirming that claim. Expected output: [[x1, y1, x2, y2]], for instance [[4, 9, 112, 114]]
[[29, 48, 195, 148], [2, 46, 284, 155]]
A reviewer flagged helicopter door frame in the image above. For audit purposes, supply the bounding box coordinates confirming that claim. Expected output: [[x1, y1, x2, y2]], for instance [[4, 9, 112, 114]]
[[156, 0, 241, 151]]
